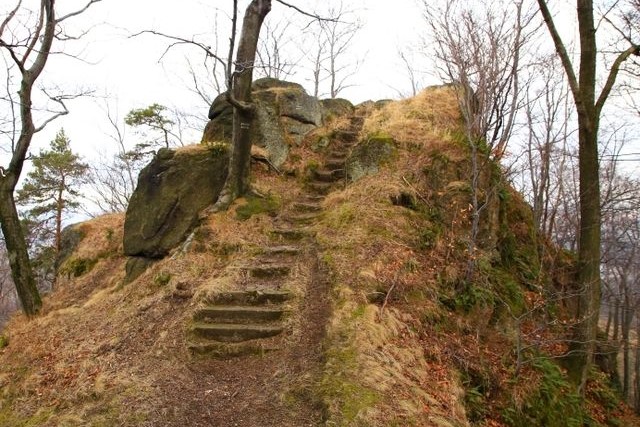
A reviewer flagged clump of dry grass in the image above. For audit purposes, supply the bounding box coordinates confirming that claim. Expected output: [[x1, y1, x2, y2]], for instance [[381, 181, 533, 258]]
[[362, 86, 463, 155]]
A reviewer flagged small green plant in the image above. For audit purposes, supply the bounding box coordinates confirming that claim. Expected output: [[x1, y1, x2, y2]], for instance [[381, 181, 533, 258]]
[[204, 141, 229, 157], [502, 358, 585, 427], [0, 335, 8, 349], [61, 257, 97, 278], [154, 271, 171, 287], [418, 228, 439, 250], [235, 194, 280, 221], [105, 228, 114, 241]]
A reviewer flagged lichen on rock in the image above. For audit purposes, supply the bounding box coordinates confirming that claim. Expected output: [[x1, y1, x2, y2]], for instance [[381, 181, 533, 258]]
[[123, 145, 229, 259]]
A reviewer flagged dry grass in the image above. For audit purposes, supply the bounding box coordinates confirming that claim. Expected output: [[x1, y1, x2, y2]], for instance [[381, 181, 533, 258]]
[[362, 86, 464, 157], [0, 86, 634, 427]]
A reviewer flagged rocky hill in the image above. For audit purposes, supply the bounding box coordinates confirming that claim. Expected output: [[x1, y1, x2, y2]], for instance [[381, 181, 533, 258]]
[[0, 81, 637, 426]]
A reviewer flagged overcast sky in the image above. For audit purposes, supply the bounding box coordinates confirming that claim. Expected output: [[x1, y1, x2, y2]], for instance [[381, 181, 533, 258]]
[[27, 0, 432, 159], [2, 0, 638, 175]]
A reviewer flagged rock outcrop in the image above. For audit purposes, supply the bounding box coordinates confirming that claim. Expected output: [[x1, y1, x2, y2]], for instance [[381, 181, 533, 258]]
[[346, 133, 396, 182], [202, 78, 328, 167], [123, 145, 229, 259]]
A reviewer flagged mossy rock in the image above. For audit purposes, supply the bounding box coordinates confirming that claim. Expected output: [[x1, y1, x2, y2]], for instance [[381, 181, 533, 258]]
[[55, 224, 85, 272], [202, 78, 322, 166], [123, 146, 228, 258], [321, 98, 354, 122], [347, 134, 397, 182]]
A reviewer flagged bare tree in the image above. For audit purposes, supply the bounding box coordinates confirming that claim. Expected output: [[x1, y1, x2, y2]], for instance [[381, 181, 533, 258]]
[[0, 0, 103, 316], [536, 0, 640, 392], [299, 1, 362, 98], [423, 0, 532, 282], [523, 55, 573, 242], [256, 17, 297, 79]]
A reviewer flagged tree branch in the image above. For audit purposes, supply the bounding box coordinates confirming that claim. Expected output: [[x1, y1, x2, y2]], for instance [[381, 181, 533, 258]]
[[274, 0, 338, 22], [595, 44, 640, 116], [536, 0, 581, 111], [57, 0, 103, 22]]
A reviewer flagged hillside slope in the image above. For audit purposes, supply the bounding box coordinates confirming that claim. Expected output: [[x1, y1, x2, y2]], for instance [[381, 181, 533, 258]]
[[0, 86, 637, 426]]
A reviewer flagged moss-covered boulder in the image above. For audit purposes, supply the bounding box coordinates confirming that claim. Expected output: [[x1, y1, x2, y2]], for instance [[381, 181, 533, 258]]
[[123, 145, 229, 258], [347, 134, 397, 182], [201, 78, 323, 167], [321, 98, 355, 122]]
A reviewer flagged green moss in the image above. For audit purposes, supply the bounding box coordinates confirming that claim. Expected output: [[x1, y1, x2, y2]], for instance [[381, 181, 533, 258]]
[[235, 194, 281, 221], [60, 256, 97, 278], [325, 203, 357, 228], [502, 358, 585, 427], [320, 345, 380, 424], [154, 271, 171, 287], [202, 141, 230, 157], [487, 268, 526, 318], [0, 407, 54, 427], [0, 335, 7, 349]]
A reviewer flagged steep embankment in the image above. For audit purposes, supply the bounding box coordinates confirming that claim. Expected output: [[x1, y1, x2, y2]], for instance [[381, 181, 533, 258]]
[[0, 86, 637, 426]]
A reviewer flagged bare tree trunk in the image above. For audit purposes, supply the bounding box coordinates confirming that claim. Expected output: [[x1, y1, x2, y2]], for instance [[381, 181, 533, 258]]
[[214, 0, 271, 210], [55, 187, 64, 256], [635, 316, 640, 413], [0, 185, 41, 315], [622, 293, 633, 399], [536, 0, 638, 393]]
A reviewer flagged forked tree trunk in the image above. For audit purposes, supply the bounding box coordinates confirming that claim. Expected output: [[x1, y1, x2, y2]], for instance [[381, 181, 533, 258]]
[[215, 0, 271, 209]]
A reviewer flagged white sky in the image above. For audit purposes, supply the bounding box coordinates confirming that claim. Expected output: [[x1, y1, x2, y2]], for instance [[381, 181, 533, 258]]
[[31, 0, 431, 159], [2, 0, 638, 178]]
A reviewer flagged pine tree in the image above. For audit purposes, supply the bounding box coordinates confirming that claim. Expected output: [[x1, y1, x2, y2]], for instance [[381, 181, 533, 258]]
[[17, 129, 88, 262]]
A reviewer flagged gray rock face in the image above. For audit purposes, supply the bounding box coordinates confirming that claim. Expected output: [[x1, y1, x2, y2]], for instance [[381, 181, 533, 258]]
[[201, 78, 323, 166], [123, 146, 229, 258], [320, 98, 354, 122], [347, 135, 397, 182]]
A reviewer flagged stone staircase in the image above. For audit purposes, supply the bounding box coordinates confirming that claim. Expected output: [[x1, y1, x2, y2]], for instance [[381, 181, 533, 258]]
[[307, 115, 364, 195], [189, 114, 363, 359], [189, 289, 292, 358]]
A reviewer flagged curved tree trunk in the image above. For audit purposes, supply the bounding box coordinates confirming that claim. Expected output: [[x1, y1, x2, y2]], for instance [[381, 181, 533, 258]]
[[215, 0, 271, 209], [0, 186, 41, 315]]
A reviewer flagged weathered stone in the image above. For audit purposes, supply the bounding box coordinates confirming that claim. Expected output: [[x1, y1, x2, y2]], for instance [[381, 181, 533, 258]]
[[277, 89, 322, 126], [124, 256, 157, 284], [347, 135, 396, 182], [321, 98, 354, 121], [201, 78, 322, 166], [123, 145, 229, 258], [56, 224, 85, 272]]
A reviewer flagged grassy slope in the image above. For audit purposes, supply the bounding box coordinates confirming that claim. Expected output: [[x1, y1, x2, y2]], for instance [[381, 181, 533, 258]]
[[0, 86, 637, 426]]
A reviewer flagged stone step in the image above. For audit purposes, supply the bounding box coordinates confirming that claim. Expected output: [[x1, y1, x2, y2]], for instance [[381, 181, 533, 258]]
[[242, 263, 291, 278], [271, 227, 314, 241], [314, 169, 338, 182], [303, 194, 325, 202], [260, 245, 302, 255], [308, 181, 333, 195], [192, 323, 284, 343], [329, 150, 350, 160], [327, 151, 349, 161], [208, 290, 292, 306], [350, 116, 365, 127], [334, 130, 359, 143], [324, 158, 346, 171], [189, 341, 279, 359], [284, 212, 319, 225], [194, 305, 287, 323], [292, 202, 322, 213]]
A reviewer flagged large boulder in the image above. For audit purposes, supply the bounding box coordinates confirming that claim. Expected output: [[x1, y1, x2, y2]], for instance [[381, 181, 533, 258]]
[[347, 134, 397, 182], [202, 78, 323, 167], [320, 98, 354, 122], [123, 145, 229, 259]]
